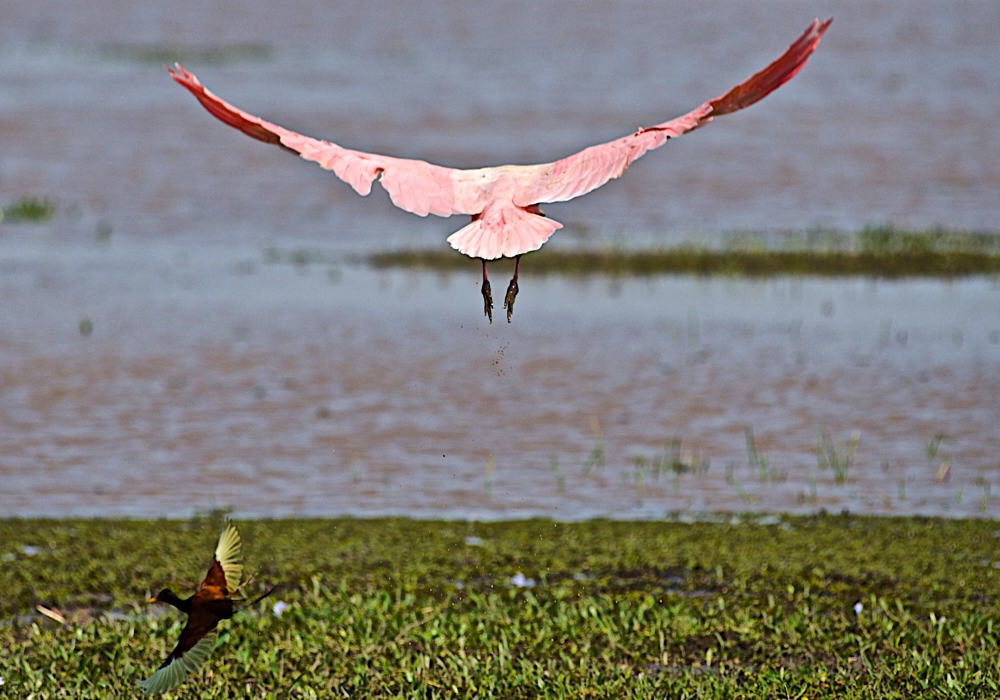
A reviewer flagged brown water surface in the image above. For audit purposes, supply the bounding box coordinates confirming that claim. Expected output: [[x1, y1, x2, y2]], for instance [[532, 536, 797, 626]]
[[1, 1, 999, 518], [1, 237, 998, 518]]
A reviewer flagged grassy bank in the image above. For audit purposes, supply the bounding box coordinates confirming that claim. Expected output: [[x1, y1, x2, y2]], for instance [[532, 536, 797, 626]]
[[2, 515, 1000, 697], [367, 227, 1000, 278], [370, 248, 1000, 278]]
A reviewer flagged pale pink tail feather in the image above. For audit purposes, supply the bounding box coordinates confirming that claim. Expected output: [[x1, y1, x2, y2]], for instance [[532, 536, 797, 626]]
[[448, 208, 563, 260]]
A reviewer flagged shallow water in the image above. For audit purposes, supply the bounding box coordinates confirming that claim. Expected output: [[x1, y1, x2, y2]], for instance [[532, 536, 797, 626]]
[[2, 1, 999, 519], [1, 235, 998, 518]]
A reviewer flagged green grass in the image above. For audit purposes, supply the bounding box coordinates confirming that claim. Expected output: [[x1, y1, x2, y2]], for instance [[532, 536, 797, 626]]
[[366, 227, 1000, 278], [1, 197, 56, 224], [3, 515, 1000, 698], [369, 248, 1000, 278]]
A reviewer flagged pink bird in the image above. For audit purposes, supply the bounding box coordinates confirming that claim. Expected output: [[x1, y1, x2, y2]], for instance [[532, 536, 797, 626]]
[[170, 19, 830, 323]]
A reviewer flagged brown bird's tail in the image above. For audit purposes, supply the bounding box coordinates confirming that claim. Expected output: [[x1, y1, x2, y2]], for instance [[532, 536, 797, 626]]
[[235, 584, 281, 614]]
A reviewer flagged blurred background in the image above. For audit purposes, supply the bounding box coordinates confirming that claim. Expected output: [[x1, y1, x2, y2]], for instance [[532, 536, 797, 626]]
[[1, 0, 998, 518]]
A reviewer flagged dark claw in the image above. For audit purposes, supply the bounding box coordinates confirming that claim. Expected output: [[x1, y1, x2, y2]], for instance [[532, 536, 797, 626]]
[[503, 278, 519, 323], [481, 279, 493, 324]]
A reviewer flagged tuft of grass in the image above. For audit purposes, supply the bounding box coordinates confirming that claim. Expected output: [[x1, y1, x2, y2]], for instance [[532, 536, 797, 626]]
[[856, 225, 1000, 255], [581, 417, 604, 474], [3, 516, 1000, 698], [633, 438, 710, 485], [817, 426, 861, 484], [744, 426, 786, 483], [484, 454, 496, 499], [724, 464, 757, 505], [550, 454, 566, 493], [2, 197, 56, 224]]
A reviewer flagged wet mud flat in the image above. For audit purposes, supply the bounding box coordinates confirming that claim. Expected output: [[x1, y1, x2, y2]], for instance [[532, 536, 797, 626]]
[[4, 0, 999, 520], [1, 236, 998, 518]]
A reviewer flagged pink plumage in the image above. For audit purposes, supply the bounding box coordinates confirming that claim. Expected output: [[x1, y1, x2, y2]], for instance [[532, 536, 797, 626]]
[[169, 19, 830, 321]]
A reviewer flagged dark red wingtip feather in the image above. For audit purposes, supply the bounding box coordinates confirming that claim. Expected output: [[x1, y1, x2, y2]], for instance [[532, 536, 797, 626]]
[[167, 64, 299, 154], [709, 18, 831, 117]]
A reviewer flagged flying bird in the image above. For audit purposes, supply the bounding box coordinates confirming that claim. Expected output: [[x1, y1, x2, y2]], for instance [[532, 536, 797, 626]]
[[139, 521, 276, 696], [170, 19, 830, 323]]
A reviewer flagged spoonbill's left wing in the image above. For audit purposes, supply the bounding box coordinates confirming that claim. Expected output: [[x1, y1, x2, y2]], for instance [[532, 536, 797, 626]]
[[169, 64, 490, 218], [514, 18, 831, 208]]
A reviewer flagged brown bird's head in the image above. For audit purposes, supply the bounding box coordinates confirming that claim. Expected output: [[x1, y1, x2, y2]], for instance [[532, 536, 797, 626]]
[[149, 589, 186, 608]]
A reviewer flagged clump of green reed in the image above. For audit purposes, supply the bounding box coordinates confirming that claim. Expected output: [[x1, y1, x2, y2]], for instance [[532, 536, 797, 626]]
[[927, 432, 955, 483], [927, 433, 954, 461], [724, 464, 757, 506], [744, 426, 787, 483], [631, 438, 710, 496], [484, 454, 495, 499], [2, 197, 56, 224], [817, 425, 861, 484], [550, 454, 566, 493], [581, 417, 604, 474]]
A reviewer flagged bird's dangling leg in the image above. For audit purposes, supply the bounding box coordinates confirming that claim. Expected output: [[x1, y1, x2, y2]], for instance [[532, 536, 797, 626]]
[[481, 259, 493, 324], [503, 254, 521, 323]]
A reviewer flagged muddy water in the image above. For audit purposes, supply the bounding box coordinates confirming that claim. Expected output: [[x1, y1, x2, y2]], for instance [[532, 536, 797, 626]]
[[2, 1, 999, 247], [2, 1, 999, 518], [1, 236, 998, 518]]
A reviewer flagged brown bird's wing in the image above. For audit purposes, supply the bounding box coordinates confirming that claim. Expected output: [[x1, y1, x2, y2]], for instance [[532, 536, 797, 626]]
[[201, 519, 243, 596], [137, 625, 218, 696]]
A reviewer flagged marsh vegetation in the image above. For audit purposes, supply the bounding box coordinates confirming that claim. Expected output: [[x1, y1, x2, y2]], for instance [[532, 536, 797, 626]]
[[1, 197, 56, 224], [368, 228, 1000, 278]]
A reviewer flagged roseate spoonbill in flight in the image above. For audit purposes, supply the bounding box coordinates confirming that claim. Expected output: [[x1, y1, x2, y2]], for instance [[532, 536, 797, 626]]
[[140, 521, 277, 695], [170, 19, 830, 323]]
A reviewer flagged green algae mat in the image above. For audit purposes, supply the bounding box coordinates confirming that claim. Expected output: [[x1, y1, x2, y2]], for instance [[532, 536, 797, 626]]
[[3, 515, 1000, 698]]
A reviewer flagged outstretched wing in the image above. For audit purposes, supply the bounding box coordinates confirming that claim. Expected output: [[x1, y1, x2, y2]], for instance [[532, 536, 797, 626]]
[[138, 629, 218, 696], [201, 519, 243, 596], [169, 64, 489, 217], [514, 18, 831, 207]]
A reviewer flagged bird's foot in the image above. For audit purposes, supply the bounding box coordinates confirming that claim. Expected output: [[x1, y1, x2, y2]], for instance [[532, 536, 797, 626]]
[[482, 279, 493, 324], [503, 278, 519, 323]]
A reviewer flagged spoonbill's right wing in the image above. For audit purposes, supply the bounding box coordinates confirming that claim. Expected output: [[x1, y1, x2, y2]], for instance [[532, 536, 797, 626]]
[[514, 19, 831, 207], [169, 64, 490, 218]]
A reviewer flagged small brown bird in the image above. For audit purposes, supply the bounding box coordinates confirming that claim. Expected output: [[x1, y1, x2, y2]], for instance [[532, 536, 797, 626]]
[[139, 520, 275, 696]]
